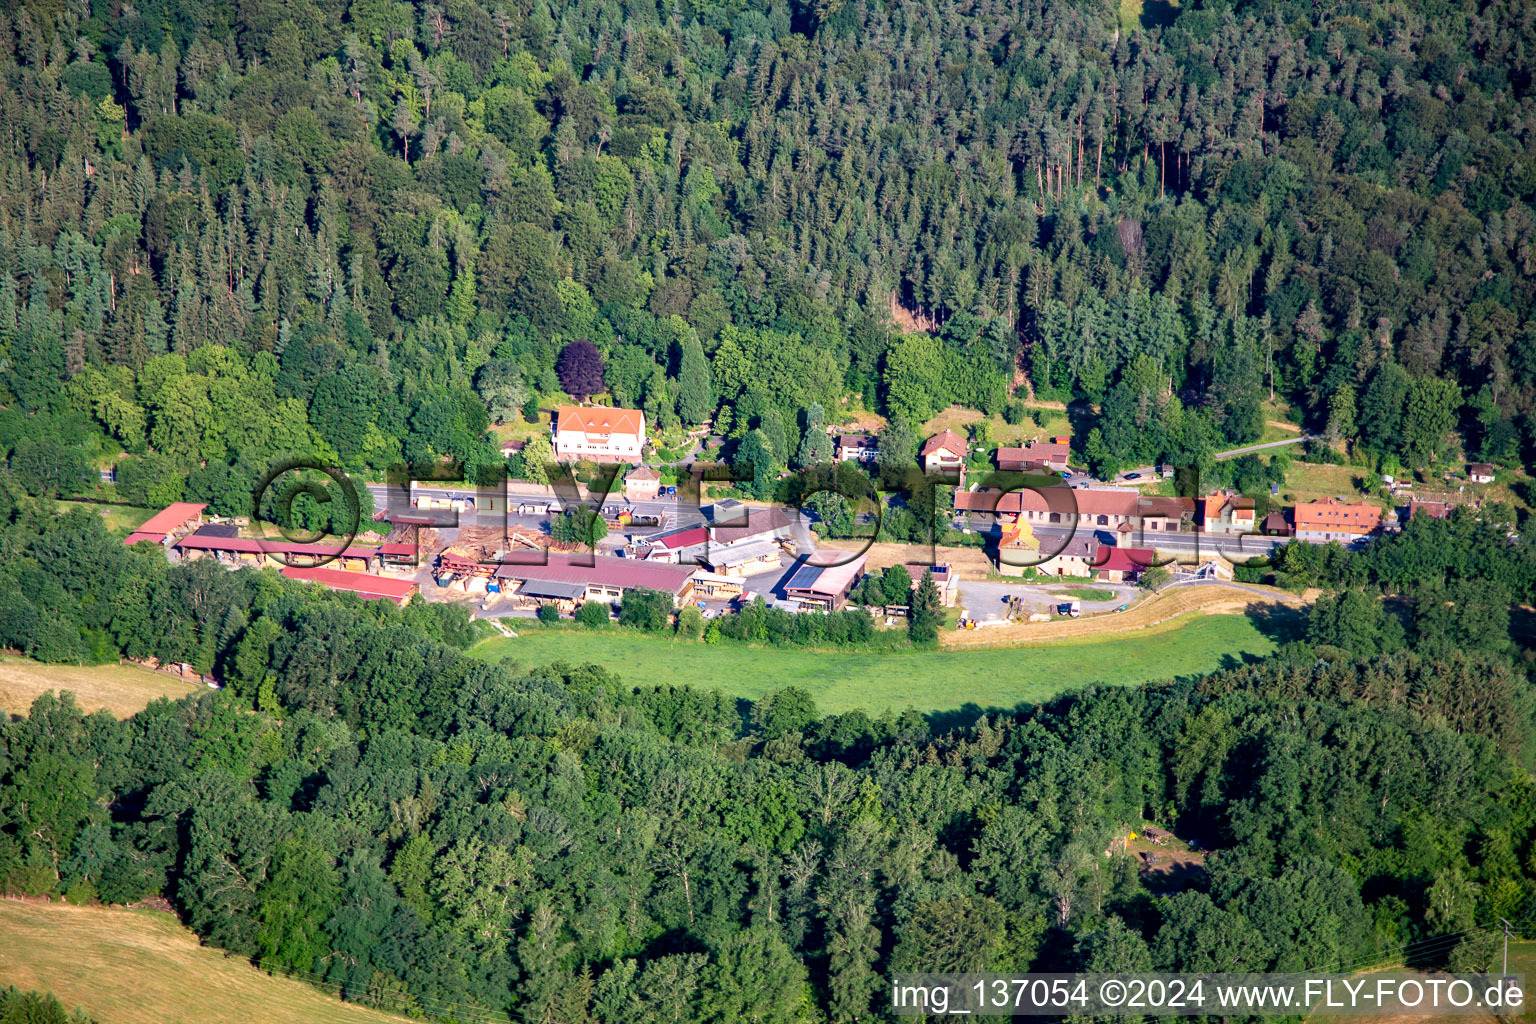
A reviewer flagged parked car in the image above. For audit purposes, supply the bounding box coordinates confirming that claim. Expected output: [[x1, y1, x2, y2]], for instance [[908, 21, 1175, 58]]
[[1125, 472, 1142, 480]]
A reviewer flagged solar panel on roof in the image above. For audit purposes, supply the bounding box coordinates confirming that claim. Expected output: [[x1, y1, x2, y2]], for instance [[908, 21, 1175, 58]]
[[783, 561, 824, 591]]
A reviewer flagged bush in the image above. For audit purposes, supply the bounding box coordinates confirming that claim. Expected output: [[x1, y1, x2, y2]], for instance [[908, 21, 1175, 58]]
[[676, 604, 705, 639], [537, 603, 560, 623], [575, 600, 611, 626]]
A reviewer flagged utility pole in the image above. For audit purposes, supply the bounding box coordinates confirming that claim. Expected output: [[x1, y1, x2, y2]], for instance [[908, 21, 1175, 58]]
[[1500, 918, 1515, 977]]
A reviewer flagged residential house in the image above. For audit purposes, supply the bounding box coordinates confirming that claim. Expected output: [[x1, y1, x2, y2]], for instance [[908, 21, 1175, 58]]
[[903, 563, 958, 606], [996, 437, 1071, 471], [919, 430, 967, 475], [993, 449, 1053, 473], [834, 433, 878, 463], [995, 437, 1071, 472], [1200, 493, 1257, 534], [624, 466, 662, 502], [553, 406, 647, 464], [1470, 463, 1496, 484], [1136, 496, 1189, 533], [956, 486, 1138, 529], [1408, 499, 1457, 521], [1293, 498, 1382, 543], [1036, 535, 1098, 577], [994, 516, 1039, 577], [499, 439, 526, 458], [782, 552, 869, 610]]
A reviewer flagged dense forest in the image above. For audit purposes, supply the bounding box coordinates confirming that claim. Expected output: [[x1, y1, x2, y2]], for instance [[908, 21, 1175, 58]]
[[2, 0, 1536, 496], [7, 0, 1536, 1018], [3, 485, 1536, 1022]]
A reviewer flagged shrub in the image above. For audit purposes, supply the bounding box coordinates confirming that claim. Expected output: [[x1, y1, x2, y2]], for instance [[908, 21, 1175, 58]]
[[537, 603, 560, 623], [576, 601, 611, 626]]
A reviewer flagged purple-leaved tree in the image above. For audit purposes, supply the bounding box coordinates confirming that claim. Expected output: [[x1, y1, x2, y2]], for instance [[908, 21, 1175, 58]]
[[557, 339, 606, 401]]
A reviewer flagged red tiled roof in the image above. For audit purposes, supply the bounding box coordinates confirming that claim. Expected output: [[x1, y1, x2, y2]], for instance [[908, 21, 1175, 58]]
[[494, 553, 697, 593], [1293, 498, 1381, 534], [920, 429, 967, 458], [557, 405, 644, 436], [280, 566, 419, 603]]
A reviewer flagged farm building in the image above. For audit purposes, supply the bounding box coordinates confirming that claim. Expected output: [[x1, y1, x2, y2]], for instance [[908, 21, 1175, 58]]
[[781, 551, 869, 611], [280, 566, 419, 605], [124, 502, 207, 547], [493, 553, 698, 607], [1036, 535, 1098, 577], [175, 526, 416, 571], [692, 571, 746, 601], [707, 540, 783, 577]]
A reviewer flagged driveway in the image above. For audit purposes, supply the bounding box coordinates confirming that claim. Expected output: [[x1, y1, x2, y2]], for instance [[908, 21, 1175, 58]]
[[956, 579, 1140, 622]]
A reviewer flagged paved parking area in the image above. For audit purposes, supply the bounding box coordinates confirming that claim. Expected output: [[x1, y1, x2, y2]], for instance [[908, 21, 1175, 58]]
[[956, 580, 1139, 621]]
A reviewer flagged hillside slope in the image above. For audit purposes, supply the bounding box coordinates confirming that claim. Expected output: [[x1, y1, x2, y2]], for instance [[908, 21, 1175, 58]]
[[0, 901, 410, 1024]]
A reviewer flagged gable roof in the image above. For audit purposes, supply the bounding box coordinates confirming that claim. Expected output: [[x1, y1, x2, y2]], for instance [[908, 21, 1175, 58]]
[[125, 502, 207, 545], [783, 551, 867, 596], [1293, 497, 1382, 533], [557, 405, 644, 436], [835, 433, 877, 447], [626, 465, 661, 481], [1097, 547, 1155, 573], [280, 566, 419, 603], [920, 429, 967, 458], [494, 552, 698, 594]]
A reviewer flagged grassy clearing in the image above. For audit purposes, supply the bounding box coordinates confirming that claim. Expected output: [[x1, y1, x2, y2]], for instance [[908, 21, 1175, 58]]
[[921, 404, 1072, 448], [0, 657, 202, 718], [1278, 460, 1382, 506], [56, 499, 154, 536], [471, 609, 1289, 715], [0, 900, 410, 1024]]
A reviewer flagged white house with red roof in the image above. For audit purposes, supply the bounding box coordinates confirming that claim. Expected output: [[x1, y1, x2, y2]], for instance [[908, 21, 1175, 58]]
[[554, 406, 646, 464]]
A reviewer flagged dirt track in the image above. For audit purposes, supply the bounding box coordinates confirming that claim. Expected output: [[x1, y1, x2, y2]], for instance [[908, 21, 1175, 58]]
[[939, 582, 1305, 648]]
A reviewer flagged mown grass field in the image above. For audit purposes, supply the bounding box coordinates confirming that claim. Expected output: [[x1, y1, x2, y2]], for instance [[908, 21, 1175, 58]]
[[0, 656, 202, 718], [0, 900, 410, 1024], [472, 609, 1288, 715]]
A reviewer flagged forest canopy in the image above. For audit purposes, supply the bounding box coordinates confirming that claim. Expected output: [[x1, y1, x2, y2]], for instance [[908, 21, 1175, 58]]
[[1, 0, 1534, 492]]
